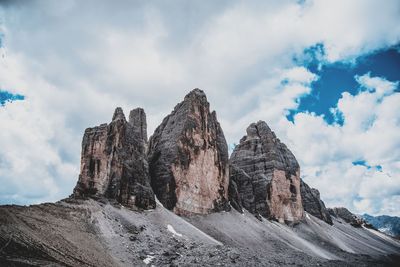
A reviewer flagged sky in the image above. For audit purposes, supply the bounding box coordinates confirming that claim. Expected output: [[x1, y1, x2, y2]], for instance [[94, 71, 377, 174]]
[[0, 0, 399, 216]]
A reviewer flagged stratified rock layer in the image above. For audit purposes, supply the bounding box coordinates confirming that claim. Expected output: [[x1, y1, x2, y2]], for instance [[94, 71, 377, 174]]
[[73, 107, 155, 209], [148, 89, 229, 215], [300, 179, 332, 225], [229, 121, 303, 223]]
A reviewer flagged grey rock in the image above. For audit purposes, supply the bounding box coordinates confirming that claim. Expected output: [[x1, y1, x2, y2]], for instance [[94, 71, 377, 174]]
[[229, 121, 303, 223], [1, 199, 399, 267], [148, 89, 229, 215], [73, 107, 155, 209], [300, 179, 333, 225], [328, 207, 364, 227], [129, 108, 148, 142]]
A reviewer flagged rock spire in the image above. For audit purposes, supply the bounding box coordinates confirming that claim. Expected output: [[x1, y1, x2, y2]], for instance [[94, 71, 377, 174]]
[[73, 107, 155, 209]]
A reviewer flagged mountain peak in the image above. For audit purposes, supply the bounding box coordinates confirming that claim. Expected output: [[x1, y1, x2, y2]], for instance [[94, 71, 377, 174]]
[[148, 88, 229, 215], [112, 107, 126, 121], [230, 120, 303, 223], [184, 88, 207, 101]]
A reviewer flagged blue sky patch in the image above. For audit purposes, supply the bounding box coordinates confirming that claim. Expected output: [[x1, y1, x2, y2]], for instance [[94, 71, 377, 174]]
[[288, 44, 400, 124], [0, 89, 25, 106], [352, 160, 383, 172], [352, 160, 370, 169]]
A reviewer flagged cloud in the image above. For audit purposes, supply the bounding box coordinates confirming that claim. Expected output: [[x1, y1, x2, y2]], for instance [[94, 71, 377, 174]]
[[287, 74, 400, 216], [0, 0, 399, 215]]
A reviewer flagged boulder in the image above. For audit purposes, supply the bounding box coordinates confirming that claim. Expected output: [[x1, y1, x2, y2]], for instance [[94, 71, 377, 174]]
[[148, 89, 229, 215], [73, 107, 155, 209], [229, 121, 303, 223]]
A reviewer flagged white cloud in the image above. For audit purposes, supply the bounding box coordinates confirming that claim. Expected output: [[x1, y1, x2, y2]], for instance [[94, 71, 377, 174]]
[[0, 0, 399, 215], [287, 74, 400, 216]]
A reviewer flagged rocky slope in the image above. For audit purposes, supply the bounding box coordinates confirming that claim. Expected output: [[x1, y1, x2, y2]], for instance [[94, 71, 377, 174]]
[[229, 121, 303, 223], [300, 179, 333, 225], [73, 107, 155, 209], [1, 199, 399, 266], [148, 89, 229, 215]]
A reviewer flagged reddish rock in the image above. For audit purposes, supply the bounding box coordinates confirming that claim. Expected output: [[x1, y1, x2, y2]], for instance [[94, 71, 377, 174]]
[[148, 89, 229, 215], [73, 107, 155, 209]]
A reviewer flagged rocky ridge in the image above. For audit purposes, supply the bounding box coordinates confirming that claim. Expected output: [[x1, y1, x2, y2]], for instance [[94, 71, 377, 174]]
[[328, 207, 366, 227], [72, 89, 334, 224]]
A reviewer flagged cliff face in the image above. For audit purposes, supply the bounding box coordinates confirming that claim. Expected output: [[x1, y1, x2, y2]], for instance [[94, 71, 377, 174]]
[[148, 89, 229, 215], [300, 179, 332, 225], [229, 121, 303, 223], [73, 107, 155, 209]]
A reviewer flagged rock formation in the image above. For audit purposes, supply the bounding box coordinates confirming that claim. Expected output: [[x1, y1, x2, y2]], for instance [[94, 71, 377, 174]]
[[328, 207, 365, 227], [148, 89, 229, 215], [73, 107, 155, 209], [229, 121, 303, 223], [300, 179, 332, 225]]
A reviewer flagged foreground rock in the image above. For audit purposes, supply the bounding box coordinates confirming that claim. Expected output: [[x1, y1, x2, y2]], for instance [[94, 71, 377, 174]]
[[300, 179, 333, 225], [1, 200, 399, 266], [148, 89, 229, 215], [229, 121, 303, 223], [73, 107, 155, 209]]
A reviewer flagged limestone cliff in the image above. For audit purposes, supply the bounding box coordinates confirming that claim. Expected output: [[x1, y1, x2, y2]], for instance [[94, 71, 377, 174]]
[[73, 107, 155, 209], [229, 121, 303, 223], [148, 89, 229, 215], [300, 179, 332, 225]]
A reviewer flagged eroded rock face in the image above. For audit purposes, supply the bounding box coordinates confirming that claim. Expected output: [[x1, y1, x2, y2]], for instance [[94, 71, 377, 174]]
[[73, 107, 155, 209], [148, 89, 229, 215], [229, 121, 303, 223], [300, 179, 332, 225]]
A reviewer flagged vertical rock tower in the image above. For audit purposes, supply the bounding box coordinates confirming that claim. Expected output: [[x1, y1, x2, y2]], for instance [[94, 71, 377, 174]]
[[229, 121, 303, 223], [73, 107, 155, 209], [148, 89, 229, 215]]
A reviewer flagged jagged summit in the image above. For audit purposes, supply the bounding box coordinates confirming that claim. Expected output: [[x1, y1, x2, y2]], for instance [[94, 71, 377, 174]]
[[229, 120, 303, 223], [184, 88, 207, 99], [73, 107, 155, 209], [148, 88, 229, 215], [112, 107, 126, 121]]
